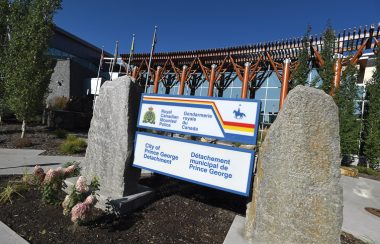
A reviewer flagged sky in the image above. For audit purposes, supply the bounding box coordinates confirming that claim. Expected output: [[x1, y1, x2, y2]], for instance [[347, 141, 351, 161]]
[[54, 0, 380, 55]]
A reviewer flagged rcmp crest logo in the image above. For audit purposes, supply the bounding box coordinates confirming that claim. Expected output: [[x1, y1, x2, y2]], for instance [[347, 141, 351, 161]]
[[143, 107, 156, 124]]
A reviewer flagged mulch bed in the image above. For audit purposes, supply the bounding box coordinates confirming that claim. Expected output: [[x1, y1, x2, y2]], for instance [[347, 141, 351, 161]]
[[0, 175, 366, 244], [0, 123, 86, 156]]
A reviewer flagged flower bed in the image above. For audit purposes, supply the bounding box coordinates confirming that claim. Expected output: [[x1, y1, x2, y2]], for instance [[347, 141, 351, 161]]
[[0, 175, 366, 244]]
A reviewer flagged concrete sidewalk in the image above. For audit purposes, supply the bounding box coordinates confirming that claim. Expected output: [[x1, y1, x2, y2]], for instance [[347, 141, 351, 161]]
[[0, 148, 83, 175], [0, 221, 29, 244], [224, 176, 380, 244], [341, 176, 380, 243]]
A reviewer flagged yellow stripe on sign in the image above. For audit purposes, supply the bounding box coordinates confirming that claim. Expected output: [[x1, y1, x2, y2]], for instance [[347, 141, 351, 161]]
[[224, 126, 254, 133]]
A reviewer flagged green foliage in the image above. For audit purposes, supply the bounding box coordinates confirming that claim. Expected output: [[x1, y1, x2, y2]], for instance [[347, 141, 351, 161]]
[[0, 0, 9, 120], [2, 0, 61, 136], [364, 48, 380, 168], [53, 129, 67, 139], [356, 166, 380, 176], [90, 176, 100, 194], [63, 176, 100, 216], [291, 25, 311, 88], [62, 161, 81, 177], [335, 62, 360, 156], [59, 135, 87, 154], [0, 180, 29, 204], [41, 182, 61, 205], [319, 21, 336, 93], [63, 185, 84, 215]]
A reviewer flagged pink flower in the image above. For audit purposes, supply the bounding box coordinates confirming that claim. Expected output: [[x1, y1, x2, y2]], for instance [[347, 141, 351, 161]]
[[71, 202, 90, 223], [64, 165, 76, 177], [55, 167, 65, 177], [84, 195, 97, 206], [44, 169, 60, 184], [33, 165, 46, 182], [75, 176, 89, 193], [33, 165, 44, 176]]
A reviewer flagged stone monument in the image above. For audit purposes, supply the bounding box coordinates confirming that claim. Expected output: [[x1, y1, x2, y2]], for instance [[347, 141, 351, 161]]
[[245, 86, 343, 243], [82, 76, 147, 209]]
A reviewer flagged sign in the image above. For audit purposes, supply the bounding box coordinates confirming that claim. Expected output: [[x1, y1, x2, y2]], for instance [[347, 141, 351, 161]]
[[137, 94, 261, 144], [133, 132, 255, 196]]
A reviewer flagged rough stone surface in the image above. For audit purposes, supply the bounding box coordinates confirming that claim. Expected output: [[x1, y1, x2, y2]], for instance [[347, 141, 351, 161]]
[[83, 76, 142, 201], [245, 86, 343, 243]]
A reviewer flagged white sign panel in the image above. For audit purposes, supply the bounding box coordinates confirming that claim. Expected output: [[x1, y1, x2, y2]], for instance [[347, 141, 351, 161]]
[[137, 94, 261, 144], [133, 132, 255, 196]]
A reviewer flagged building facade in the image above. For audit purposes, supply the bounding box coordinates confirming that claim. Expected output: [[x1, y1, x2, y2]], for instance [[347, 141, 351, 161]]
[[121, 23, 380, 131], [46, 26, 111, 106]]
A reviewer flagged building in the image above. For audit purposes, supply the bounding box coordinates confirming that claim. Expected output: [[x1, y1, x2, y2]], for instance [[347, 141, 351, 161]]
[[47, 26, 112, 106], [121, 23, 380, 130]]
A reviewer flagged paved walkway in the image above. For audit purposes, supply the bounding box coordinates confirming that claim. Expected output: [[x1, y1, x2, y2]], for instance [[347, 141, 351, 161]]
[[0, 148, 83, 175], [341, 175, 380, 243], [224, 175, 380, 244]]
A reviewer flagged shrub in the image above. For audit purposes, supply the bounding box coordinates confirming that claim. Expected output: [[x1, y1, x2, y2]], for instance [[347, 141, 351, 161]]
[[62, 161, 81, 177], [356, 166, 380, 176], [53, 129, 67, 139], [59, 135, 87, 155], [62, 176, 100, 225], [49, 96, 69, 110], [29, 164, 81, 205], [14, 137, 33, 148]]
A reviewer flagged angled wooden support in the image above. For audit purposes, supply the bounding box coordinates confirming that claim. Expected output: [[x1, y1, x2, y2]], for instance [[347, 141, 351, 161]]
[[132, 60, 146, 80], [312, 46, 325, 67], [312, 47, 342, 95], [331, 54, 343, 96], [349, 38, 369, 65], [279, 59, 291, 110], [267, 54, 296, 110], [230, 55, 263, 98], [132, 66, 138, 79], [374, 37, 380, 54], [198, 56, 228, 97], [266, 53, 283, 81], [152, 60, 169, 94], [170, 59, 196, 95]]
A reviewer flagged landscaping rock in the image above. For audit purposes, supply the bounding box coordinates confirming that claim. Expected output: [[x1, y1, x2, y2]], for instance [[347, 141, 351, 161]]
[[245, 86, 343, 243], [83, 76, 142, 202]]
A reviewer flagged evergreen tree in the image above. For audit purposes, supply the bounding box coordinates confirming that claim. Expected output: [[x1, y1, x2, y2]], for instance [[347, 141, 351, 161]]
[[0, 0, 9, 123], [3, 0, 61, 137], [319, 22, 335, 93], [334, 62, 360, 156], [291, 25, 311, 88], [364, 48, 380, 168]]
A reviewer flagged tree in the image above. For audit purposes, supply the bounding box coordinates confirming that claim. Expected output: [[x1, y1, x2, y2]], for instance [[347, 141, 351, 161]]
[[3, 0, 61, 137], [364, 48, 380, 168], [0, 0, 9, 124], [334, 62, 360, 157], [291, 25, 311, 88], [319, 22, 335, 93]]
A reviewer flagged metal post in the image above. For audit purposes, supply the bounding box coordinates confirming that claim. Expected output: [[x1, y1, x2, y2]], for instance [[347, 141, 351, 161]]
[[207, 64, 217, 97], [153, 66, 161, 94], [179, 65, 187, 95], [279, 58, 291, 110], [145, 26, 158, 93], [126, 34, 135, 75], [241, 62, 250, 98]]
